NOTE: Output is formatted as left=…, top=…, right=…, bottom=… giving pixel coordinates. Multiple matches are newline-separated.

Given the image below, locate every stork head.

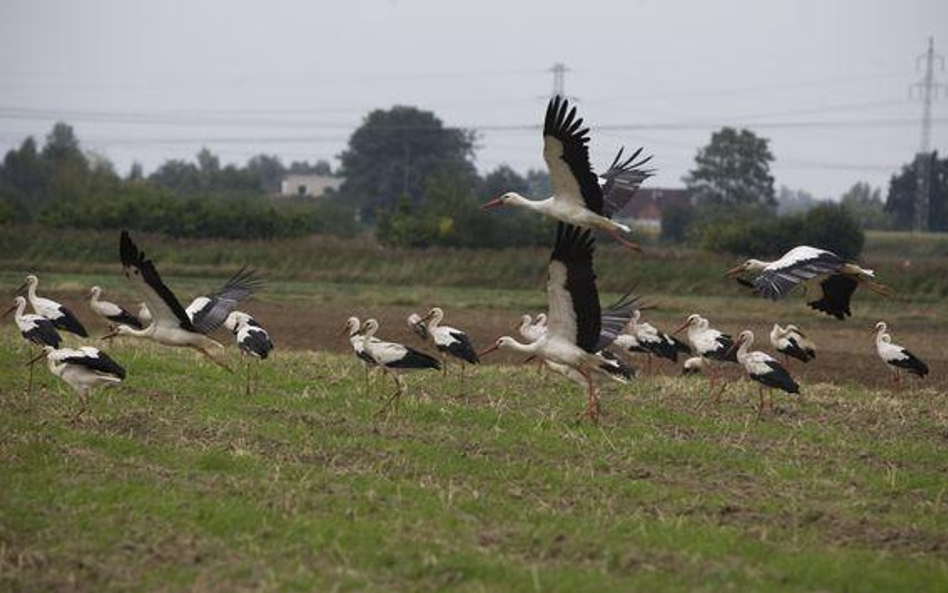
left=2, top=296, right=26, bottom=318
left=224, top=311, right=252, bottom=333
left=422, top=307, right=444, bottom=326
left=673, top=314, right=701, bottom=335
left=517, top=314, right=532, bottom=331
left=873, top=321, right=888, bottom=334
left=481, top=192, right=522, bottom=210
left=478, top=336, right=517, bottom=358
left=88, top=285, right=101, bottom=299
left=738, top=330, right=754, bottom=345
left=724, top=259, right=767, bottom=278
left=101, top=324, right=135, bottom=341
left=341, top=316, right=361, bottom=337
left=360, top=318, right=379, bottom=337
left=14, top=274, right=37, bottom=295
left=535, top=313, right=547, bottom=326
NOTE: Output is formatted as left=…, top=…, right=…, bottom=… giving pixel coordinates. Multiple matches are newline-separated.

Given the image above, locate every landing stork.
left=673, top=314, right=738, bottom=398
left=479, top=224, right=636, bottom=422
left=28, top=345, right=126, bottom=422
left=17, top=274, right=88, bottom=337
left=186, top=266, right=263, bottom=334
left=725, top=246, right=891, bottom=319
left=874, top=322, right=929, bottom=383
left=3, top=296, right=62, bottom=394
left=729, top=330, right=800, bottom=417
left=769, top=323, right=816, bottom=364
left=88, top=286, right=143, bottom=330
left=482, top=96, right=652, bottom=251
left=360, top=318, right=441, bottom=415
left=102, top=231, right=231, bottom=372
left=224, top=311, right=274, bottom=395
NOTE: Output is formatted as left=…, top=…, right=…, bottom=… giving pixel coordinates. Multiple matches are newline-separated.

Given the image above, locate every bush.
left=660, top=201, right=695, bottom=243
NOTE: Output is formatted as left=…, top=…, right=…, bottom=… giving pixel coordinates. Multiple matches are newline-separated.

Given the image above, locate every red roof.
left=615, top=188, right=692, bottom=221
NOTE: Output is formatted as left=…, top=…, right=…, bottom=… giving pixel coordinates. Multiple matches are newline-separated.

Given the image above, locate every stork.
left=359, top=318, right=441, bottom=415
left=27, top=345, right=126, bottom=422
left=102, top=231, right=231, bottom=372
left=725, top=246, right=892, bottom=319
left=874, top=322, right=929, bottom=384
left=681, top=356, right=707, bottom=376
left=342, top=316, right=380, bottom=392
left=17, top=274, right=88, bottom=337
left=673, top=314, right=738, bottom=399
left=406, top=312, right=430, bottom=342
left=419, top=307, right=479, bottom=388
left=482, top=96, right=652, bottom=251
left=224, top=311, right=273, bottom=395
left=185, top=266, right=263, bottom=334
left=88, top=286, right=143, bottom=330
left=479, top=224, right=636, bottom=422
left=622, top=310, right=691, bottom=371
left=3, top=296, right=62, bottom=394
left=729, top=330, right=800, bottom=417
left=769, top=323, right=816, bottom=364
left=518, top=313, right=549, bottom=375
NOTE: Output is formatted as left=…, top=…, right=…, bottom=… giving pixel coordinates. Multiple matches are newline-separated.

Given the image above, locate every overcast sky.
left=0, top=0, right=945, bottom=198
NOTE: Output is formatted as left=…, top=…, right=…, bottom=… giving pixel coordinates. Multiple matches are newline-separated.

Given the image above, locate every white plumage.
left=874, top=321, right=929, bottom=382
left=18, top=274, right=88, bottom=337
left=359, top=318, right=441, bottom=413
left=732, top=330, right=800, bottom=416
left=88, top=285, right=143, bottom=329
left=33, top=345, right=126, bottom=421
left=769, top=323, right=816, bottom=363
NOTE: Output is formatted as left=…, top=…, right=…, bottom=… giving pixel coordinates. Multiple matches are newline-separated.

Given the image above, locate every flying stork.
left=479, top=224, right=636, bottom=422
left=17, top=274, right=88, bottom=337
left=3, top=295, right=63, bottom=394
left=725, top=246, right=892, bottom=319
left=224, top=311, right=274, bottom=395
left=769, top=323, right=816, bottom=364
left=673, top=314, right=738, bottom=399
left=28, top=345, right=126, bottom=422
left=729, top=330, right=800, bottom=417
left=102, top=231, right=231, bottom=372
left=873, top=322, right=929, bottom=383
left=359, top=318, right=441, bottom=415
left=482, top=95, right=652, bottom=251
left=185, top=266, right=263, bottom=334
left=88, top=286, right=143, bottom=330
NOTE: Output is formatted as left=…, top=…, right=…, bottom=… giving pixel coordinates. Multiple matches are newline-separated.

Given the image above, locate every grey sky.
left=0, top=0, right=945, bottom=198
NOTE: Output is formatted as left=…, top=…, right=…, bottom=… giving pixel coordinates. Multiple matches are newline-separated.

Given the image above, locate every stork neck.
left=510, top=194, right=552, bottom=213
left=124, top=322, right=155, bottom=338
left=426, top=310, right=443, bottom=331
left=518, top=316, right=532, bottom=335
left=26, top=282, right=38, bottom=303
left=736, top=336, right=752, bottom=361
left=14, top=299, right=27, bottom=322
left=503, top=336, right=542, bottom=355
left=46, top=355, right=65, bottom=377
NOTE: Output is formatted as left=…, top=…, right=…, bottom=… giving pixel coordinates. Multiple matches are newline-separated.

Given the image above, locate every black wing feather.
left=120, top=231, right=195, bottom=331
left=595, top=289, right=641, bottom=351
left=191, top=266, right=265, bottom=334
left=752, top=360, right=800, bottom=394
left=108, top=309, right=143, bottom=330
left=551, top=223, right=601, bottom=353
left=387, top=347, right=441, bottom=371
left=753, top=251, right=845, bottom=301
left=544, top=96, right=604, bottom=214
left=64, top=350, right=126, bottom=380
left=890, top=349, right=929, bottom=377
left=24, top=320, right=62, bottom=348
left=807, top=274, right=857, bottom=320
left=600, top=146, right=655, bottom=219
left=440, top=330, right=479, bottom=364
left=50, top=306, right=88, bottom=337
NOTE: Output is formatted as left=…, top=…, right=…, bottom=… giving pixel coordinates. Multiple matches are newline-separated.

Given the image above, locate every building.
left=613, top=188, right=693, bottom=229
left=277, top=174, right=343, bottom=198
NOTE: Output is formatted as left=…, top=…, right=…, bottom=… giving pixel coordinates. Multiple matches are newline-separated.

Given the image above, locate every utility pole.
left=910, top=37, right=945, bottom=231
left=550, top=62, right=568, bottom=98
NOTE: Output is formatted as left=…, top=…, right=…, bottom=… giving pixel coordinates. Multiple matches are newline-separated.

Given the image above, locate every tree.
left=42, top=122, right=86, bottom=168
left=776, top=186, right=821, bottom=215
left=684, top=127, right=775, bottom=210
left=338, top=105, right=476, bottom=220
left=885, top=152, right=948, bottom=232
left=841, top=181, right=888, bottom=229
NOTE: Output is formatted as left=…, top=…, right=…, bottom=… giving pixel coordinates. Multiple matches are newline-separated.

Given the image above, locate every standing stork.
left=17, top=274, right=88, bottom=337
left=874, top=322, right=929, bottom=383
left=359, top=318, right=441, bottom=415
left=479, top=224, right=635, bottom=422
left=185, top=266, right=264, bottom=335
left=673, top=314, right=738, bottom=399
left=3, top=296, right=62, bottom=394
left=342, top=316, right=380, bottom=392
left=769, top=323, right=816, bottom=364
left=623, top=310, right=691, bottom=371
left=224, top=311, right=273, bottom=395
left=482, top=96, right=652, bottom=251
left=88, top=286, right=143, bottom=330
left=28, top=345, right=126, bottom=422
left=102, top=231, right=231, bottom=372
left=725, top=246, right=892, bottom=319
left=729, top=330, right=800, bottom=417
left=419, top=307, right=479, bottom=387
left=406, top=312, right=430, bottom=342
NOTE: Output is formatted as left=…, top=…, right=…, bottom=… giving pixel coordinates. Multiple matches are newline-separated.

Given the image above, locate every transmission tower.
left=910, top=37, right=945, bottom=231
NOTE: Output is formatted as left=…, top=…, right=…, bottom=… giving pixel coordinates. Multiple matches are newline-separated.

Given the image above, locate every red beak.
left=478, top=343, right=501, bottom=358
left=481, top=198, right=504, bottom=210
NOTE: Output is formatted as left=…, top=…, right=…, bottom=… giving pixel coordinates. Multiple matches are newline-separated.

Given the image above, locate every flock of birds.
left=2, top=96, right=932, bottom=422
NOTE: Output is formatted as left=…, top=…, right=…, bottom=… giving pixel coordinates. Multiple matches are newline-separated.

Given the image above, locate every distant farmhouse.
left=277, top=174, right=343, bottom=198
left=614, top=188, right=693, bottom=229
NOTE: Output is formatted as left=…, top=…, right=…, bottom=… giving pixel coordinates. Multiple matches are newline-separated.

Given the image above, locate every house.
left=613, top=188, right=693, bottom=229
left=277, top=174, right=343, bottom=198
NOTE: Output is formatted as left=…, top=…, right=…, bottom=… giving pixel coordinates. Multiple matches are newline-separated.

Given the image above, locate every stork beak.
left=26, top=350, right=47, bottom=367
left=101, top=330, right=119, bottom=341
left=672, top=321, right=689, bottom=336
left=1, top=304, right=15, bottom=318
left=478, top=343, right=501, bottom=358
left=723, top=265, right=745, bottom=278
left=336, top=324, right=350, bottom=337
left=521, top=356, right=536, bottom=364
left=481, top=198, right=505, bottom=210
left=13, top=282, right=26, bottom=295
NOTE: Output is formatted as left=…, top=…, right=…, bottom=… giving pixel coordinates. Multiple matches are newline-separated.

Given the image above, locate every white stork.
left=725, top=246, right=892, bottom=320
left=622, top=310, right=692, bottom=370
left=17, top=274, right=88, bottom=337
left=874, top=322, right=929, bottom=383
left=406, top=312, right=430, bottom=342
left=681, top=356, right=707, bottom=376
left=729, top=330, right=800, bottom=417
left=769, top=323, right=816, bottom=364
left=342, top=316, right=380, bottom=391
left=479, top=224, right=636, bottom=422
left=419, top=307, right=479, bottom=380
left=88, top=286, right=143, bottom=330
left=359, top=318, right=441, bottom=414
left=27, top=345, right=126, bottom=422
left=481, top=96, right=652, bottom=251
left=3, top=296, right=63, bottom=394
left=517, top=313, right=548, bottom=343
left=224, top=311, right=273, bottom=395
left=673, top=314, right=738, bottom=398
left=185, top=266, right=263, bottom=334
left=102, top=231, right=231, bottom=372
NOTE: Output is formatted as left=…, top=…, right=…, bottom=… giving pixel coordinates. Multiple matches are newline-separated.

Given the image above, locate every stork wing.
left=546, top=223, right=601, bottom=353
left=120, top=231, right=195, bottom=332
left=599, top=147, right=654, bottom=219
left=595, top=290, right=640, bottom=351
left=542, top=95, right=604, bottom=215
left=60, top=347, right=127, bottom=380
left=752, top=247, right=844, bottom=300
left=188, top=266, right=264, bottom=334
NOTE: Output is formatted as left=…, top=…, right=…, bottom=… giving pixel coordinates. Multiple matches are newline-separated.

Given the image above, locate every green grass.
left=2, top=333, right=947, bottom=590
